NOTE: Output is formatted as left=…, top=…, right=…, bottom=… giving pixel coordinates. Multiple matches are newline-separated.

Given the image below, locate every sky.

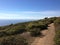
left=0, top=0, right=60, bottom=20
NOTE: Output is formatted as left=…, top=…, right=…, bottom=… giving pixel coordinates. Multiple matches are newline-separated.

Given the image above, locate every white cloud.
left=0, top=11, right=60, bottom=20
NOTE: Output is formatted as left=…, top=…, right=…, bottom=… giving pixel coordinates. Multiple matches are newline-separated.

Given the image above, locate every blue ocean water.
left=0, top=19, right=33, bottom=26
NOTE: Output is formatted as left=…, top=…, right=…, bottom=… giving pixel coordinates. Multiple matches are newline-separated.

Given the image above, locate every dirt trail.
left=31, top=23, right=55, bottom=45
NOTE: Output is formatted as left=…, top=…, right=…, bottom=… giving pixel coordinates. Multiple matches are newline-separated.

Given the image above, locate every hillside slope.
left=0, top=17, right=58, bottom=45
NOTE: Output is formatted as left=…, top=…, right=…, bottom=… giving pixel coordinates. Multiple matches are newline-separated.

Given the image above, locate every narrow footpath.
left=31, top=23, right=55, bottom=45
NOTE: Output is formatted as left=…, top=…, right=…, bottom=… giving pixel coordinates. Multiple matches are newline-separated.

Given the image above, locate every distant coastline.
left=0, top=19, right=34, bottom=26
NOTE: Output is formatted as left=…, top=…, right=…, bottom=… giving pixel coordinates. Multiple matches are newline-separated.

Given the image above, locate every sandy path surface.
left=31, top=23, right=55, bottom=45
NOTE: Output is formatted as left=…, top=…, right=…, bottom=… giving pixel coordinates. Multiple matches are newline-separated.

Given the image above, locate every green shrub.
left=27, top=22, right=48, bottom=31
left=6, top=29, right=26, bottom=35
left=30, top=28, right=41, bottom=37
left=0, top=36, right=28, bottom=45
left=0, top=25, right=26, bottom=37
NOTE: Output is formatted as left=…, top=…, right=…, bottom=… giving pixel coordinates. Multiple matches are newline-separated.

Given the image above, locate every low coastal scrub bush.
left=30, top=28, right=41, bottom=37
left=0, top=36, right=28, bottom=45
left=26, top=21, right=48, bottom=36
left=0, top=25, right=26, bottom=37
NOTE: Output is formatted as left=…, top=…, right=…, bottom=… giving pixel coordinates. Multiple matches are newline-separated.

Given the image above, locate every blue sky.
left=0, top=0, right=60, bottom=19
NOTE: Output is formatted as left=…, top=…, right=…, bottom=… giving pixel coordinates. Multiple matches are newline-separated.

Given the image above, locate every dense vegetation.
left=54, top=17, right=60, bottom=45
left=0, top=36, right=28, bottom=45
left=0, top=17, right=58, bottom=45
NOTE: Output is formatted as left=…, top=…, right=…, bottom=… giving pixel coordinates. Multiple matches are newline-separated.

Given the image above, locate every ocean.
left=0, top=19, right=33, bottom=26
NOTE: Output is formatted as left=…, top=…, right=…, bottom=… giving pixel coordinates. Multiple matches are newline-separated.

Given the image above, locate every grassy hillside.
left=54, top=17, right=60, bottom=45
left=0, top=17, right=58, bottom=45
